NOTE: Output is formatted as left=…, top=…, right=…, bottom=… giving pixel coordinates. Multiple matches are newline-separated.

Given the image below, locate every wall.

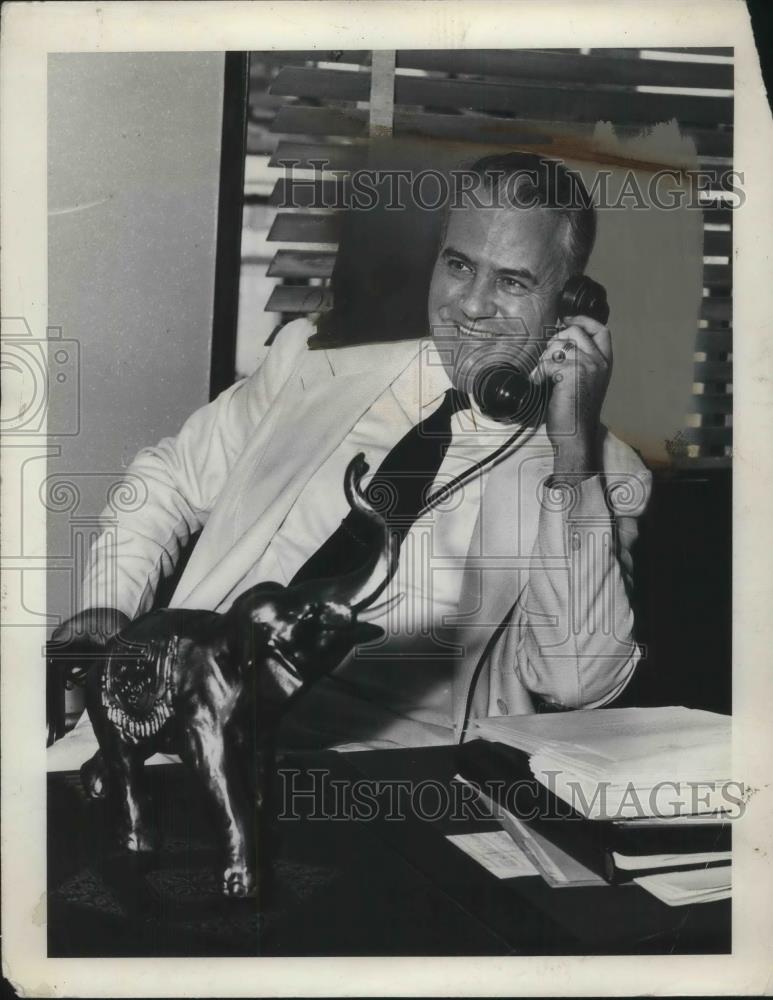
left=47, top=52, right=225, bottom=628
left=572, top=124, right=705, bottom=465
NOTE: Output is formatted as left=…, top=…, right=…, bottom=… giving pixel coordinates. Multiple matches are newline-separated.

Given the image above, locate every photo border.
left=2, top=1, right=771, bottom=995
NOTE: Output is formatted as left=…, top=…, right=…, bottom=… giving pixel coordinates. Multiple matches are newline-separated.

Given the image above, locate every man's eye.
left=499, top=276, right=527, bottom=294
left=446, top=257, right=472, bottom=275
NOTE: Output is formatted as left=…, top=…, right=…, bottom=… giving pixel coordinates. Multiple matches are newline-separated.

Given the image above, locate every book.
left=456, top=738, right=731, bottom=885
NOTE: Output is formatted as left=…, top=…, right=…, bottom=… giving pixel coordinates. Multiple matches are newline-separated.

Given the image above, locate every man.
left=55, top=152, right=651, bottom=753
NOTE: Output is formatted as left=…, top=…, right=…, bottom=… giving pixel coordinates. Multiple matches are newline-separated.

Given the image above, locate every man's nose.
left=460, top=276, right=495, bottom=320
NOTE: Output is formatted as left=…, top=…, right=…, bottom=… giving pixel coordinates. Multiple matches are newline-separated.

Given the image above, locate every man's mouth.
left=455, top=322, right=505, bottom=340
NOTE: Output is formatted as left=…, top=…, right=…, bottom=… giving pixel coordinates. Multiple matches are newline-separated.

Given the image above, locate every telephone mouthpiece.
left=474, top=366, right=534, bottom=423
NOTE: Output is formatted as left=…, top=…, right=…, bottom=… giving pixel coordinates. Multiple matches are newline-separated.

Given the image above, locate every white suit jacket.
left=82, top=318, right=652, bottom=742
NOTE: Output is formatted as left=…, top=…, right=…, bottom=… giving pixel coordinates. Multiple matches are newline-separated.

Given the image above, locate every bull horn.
left=357, top=590, right=405, bottom=622
left=350, top=530, right=400, bottom=613
left=343, top=453, right=402, bottom=612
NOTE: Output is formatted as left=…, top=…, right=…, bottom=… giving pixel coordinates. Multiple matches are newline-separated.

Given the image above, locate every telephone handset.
left=472, top=274, right=610, bottom=424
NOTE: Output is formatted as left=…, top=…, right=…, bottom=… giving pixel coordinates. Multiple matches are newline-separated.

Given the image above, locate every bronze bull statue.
left=49, top=453, right=399, bottom=898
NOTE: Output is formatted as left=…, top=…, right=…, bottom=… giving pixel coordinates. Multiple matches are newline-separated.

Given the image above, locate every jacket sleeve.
left=79, top=319, right=312, bottom=619
left=488, top=451, right=652, bottom=712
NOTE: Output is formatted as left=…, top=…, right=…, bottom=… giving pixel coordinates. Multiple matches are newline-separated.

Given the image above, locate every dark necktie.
left=291, top=387, right=470, bottom=586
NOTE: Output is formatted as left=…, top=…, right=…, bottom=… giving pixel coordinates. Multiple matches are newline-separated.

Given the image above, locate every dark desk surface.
left=47, top=745, right=730, bottom=957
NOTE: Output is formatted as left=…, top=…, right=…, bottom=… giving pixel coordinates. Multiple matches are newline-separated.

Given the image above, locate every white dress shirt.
left=244, top=341, right=523, bottom=749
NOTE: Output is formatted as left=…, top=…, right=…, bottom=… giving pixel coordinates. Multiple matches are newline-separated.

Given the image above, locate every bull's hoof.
left=222, top=866, right=256, bottom=898
left=80, top=751, right=109, bottom=799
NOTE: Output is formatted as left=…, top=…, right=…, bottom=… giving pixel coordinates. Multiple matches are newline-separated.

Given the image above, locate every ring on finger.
left=552, top=341, right=574, bottom=364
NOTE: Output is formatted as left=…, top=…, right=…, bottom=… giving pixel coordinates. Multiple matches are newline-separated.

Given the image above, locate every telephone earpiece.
left=558, top=274, right=609, bottom=327
left=472, top=274, right=609, bottom=424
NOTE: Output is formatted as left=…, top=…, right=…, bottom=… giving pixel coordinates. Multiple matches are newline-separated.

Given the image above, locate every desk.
left=47, top=746, right=730, bottom=956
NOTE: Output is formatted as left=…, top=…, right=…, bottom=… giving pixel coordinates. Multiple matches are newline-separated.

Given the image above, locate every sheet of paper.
left=456, top=780, right=607, bottom=888
left=446, top=830, right=538, bottom=880
left=474, top=707, right=730, bottom=782
left=634, top=865, right=732, bottom=906
left=612, top=851, right=732, bottom=871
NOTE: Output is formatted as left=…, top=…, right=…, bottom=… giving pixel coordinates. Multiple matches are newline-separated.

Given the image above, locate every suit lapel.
left=263, top=336, right=422, bottom=472
left=172, top=337, right=422, bottom=611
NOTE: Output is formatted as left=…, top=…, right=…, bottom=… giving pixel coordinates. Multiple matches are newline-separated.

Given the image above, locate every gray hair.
left=441, top=152, right=598, bottom=276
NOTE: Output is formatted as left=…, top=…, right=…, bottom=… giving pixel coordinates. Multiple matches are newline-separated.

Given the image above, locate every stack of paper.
left=467, top=706, right=734, bottom=903
left=474, top=706, right=733, bottom=820
left=634, top=865, right=731, bottom=906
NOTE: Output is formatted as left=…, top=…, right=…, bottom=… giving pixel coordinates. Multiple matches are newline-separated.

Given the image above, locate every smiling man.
left=57, top=151, right=651, bottom=754
left=430, top=155, right=612, bottom=484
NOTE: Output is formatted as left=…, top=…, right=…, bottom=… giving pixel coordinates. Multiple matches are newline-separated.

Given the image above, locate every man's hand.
left=539, top=314, right=612, bottom=477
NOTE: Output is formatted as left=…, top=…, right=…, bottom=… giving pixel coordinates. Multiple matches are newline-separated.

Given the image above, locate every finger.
left=535, top=352, right=582, bottom=389
left=543, top=343, right=611, bottom=386
left=554, top=325, right=608, bottom=365
left=562, top=315, right=612, bottom=361
left=533, top=335, right=574, bottom=383
left=544, top=326, right=596, bottom=354
left=528, top=349, right=556, bottom=388
left=542, top=330, right=579, bottom=357
left=542, top=330, right=596, bottom=366
left=547, top=341, right=578, bottom=365
left=531, top=335, right=584, bottom=382
left=539, top=357, right=571, bottom=391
